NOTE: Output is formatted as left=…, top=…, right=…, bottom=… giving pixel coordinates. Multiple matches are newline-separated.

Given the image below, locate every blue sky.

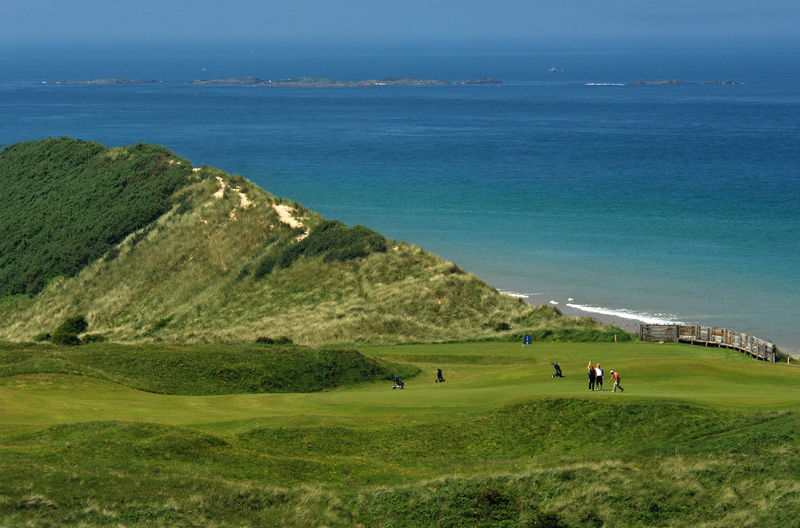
left=4, top=0, right=799, bottom=47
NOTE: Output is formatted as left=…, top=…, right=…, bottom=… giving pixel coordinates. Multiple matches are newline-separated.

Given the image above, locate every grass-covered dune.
left=2, top=340, right=800, bottom=527
left=0, top=138, right=622, bottom=345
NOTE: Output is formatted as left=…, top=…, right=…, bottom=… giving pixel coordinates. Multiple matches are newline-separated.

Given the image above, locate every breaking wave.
left=565, top=303, right=684, bottom=325
left=499, top=290, right=541, bottom=298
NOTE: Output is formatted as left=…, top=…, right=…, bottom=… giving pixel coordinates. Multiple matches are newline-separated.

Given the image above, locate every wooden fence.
left=640, top=324, right=776, bottom=362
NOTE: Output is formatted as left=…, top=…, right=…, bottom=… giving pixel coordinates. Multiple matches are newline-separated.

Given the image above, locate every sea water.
left=1, top=46, right=798, bottom=352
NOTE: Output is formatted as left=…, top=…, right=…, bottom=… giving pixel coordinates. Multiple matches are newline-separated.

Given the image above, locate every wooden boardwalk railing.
left=640, top=324, right=776, bottom=362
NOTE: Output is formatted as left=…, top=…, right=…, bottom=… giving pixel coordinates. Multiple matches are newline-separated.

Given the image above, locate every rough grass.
left=1, top=341, right=799, bottom=526
left=2, top=401, right=799, bottom=527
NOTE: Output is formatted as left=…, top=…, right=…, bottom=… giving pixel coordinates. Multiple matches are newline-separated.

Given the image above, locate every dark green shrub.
left=253, top=254, right=279, bottom=279
left=323, top=225, right=387, bottom=262
left=277, top=247, right=300, bottom=269
left=447, top=263, right=464, bottom=274
left=149, top=315, right=174, bottom=333
left=255, top=336, right=293, bottom=345
left=81, top=334, right=107, bottom=344
left=55, top=315, right=88, bottom=335
left=33, top=332, right=51, bottom=342
left=51, top=332, right=81, bottom=346
left=262, top=220, right=388, bottom=274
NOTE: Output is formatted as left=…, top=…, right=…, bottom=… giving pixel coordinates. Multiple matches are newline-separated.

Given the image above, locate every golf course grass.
left=2, top=340, right=799, bottom=527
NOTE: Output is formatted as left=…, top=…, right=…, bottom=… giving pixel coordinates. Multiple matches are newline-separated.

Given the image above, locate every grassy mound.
left=0, top=343, right=418, bottom=395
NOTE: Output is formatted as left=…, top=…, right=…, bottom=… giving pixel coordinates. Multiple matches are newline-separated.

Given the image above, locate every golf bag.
left=393, top=375, right=405, bottom=389
left=552, top=362, right=564, bottom=378
left=436, top=368, right=445, bottom=383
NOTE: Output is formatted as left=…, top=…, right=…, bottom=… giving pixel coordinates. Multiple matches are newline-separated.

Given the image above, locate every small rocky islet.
left=187, top=76, right=503, bottom=87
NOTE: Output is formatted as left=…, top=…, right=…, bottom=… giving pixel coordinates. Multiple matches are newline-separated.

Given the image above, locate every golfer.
left=588, top=362, right=596, bottom=391
left=595, top=364, right=604, bottom=391
left=611, top=370, right=624, bottom=392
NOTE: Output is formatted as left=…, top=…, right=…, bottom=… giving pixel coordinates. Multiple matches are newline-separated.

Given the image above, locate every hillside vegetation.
left=0, top=138, right=195, bottom=296
left=1, top=340, right=798, bottom=527
left=0, top=138, right=619, bottom=345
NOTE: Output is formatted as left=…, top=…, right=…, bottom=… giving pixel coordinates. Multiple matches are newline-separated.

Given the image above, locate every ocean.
left=1, top=45, right=798, bottom=352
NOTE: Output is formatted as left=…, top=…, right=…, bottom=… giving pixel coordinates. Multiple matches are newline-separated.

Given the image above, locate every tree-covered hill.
left=0, top=138, right=195, bottom=296
left=0, top=138, right=622, bottom=345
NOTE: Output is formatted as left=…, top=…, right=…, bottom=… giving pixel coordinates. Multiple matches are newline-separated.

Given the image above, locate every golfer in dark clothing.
left=588, top=363, right=596, bottom=391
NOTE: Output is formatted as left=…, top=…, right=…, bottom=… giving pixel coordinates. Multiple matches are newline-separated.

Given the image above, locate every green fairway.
left=1, top=341, right=797, bottom=434
left=2, top=340, right=800, bottom=527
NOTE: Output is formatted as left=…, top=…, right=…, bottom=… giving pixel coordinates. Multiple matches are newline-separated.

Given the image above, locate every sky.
left=3, top=0, right=800, bottom=50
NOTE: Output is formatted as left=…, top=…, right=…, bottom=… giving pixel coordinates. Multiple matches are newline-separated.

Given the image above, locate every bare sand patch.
left=273, top=204, right=308, bottom=240
left=213, top=176, right=226, bottom=199
left=237, top=189, right=253, bottom=209
left=212, top=177, right=255, bottom=219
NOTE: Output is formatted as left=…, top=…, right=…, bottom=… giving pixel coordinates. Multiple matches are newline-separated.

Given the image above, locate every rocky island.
left=625, top=79, right=743, bottom=86
left=457, top=77, right=502, bottom=84
left=189, top=76, right=501, bottom=87
left=42, top=79, right=162, bottom=85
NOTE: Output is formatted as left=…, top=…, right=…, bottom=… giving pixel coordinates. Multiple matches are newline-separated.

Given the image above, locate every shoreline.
left=520, top=294, right=643, bottom=334
left=515, top=293, right=799, bottom=357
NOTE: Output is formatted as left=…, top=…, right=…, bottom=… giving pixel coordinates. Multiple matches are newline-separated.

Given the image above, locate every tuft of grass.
left=148, top=315, right=174, bottom=334
left=16, top=495, right=57, bottom=510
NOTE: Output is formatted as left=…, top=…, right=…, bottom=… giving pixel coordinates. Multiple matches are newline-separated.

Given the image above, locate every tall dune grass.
left=0, top=166, right=622, bottom=346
